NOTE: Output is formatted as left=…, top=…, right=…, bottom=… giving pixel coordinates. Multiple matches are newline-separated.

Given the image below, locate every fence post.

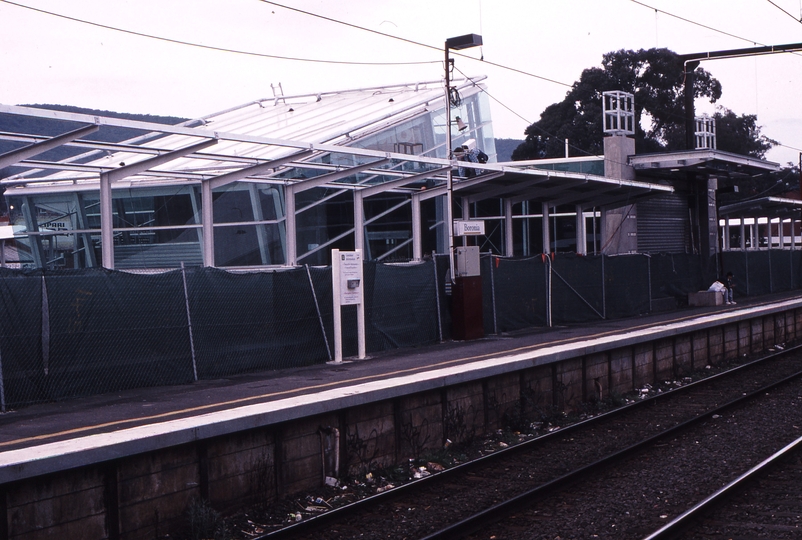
left=646, top=254, right=652, bottom=313
left=545, top=255, right=552, bottom=328
left=41, top=275, right=49, bottom=376
left=305, top=264, right=332, bottom=361
left=769, top=248, right=774, bottom=293
left=745, top=250, right=750, bottom=296
left=601, top=254, right=607, bottom=320
left=489, top=253, right=498, bottom=335
left=0, top=341, right=5, bottom=412
left=432, top=252, right=443, bottom=342
left=181, top=263, right=198, bottom=382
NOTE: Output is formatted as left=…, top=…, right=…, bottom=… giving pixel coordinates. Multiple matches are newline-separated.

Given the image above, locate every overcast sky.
left=1, top=0, right=801, bottom=165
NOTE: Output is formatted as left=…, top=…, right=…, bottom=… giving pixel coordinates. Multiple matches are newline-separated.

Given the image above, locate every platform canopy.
left=0, top=102, right=671, bottom=207
left=719, top=196, right=802, bottom=219
left=0, top=80, right=676, bottom=269
left=629, top=149, right=780, bottom=179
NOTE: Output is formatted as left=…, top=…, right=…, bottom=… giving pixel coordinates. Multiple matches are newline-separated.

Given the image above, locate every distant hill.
left=494, top=138, right=524, bottom=162
left=0, top=104, right=188, bottom=168
left=0, top=105, right=190, bottom=214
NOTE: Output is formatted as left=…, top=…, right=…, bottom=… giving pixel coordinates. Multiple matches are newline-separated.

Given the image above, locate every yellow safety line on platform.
left=0, top=304, right=758, bottom=450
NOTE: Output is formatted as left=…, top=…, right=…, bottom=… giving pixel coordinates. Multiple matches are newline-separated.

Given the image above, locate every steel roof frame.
left=0, top=101, right=683, bottom=268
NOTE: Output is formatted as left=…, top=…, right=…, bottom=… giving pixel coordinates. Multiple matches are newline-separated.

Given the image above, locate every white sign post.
left=331, top=249, right=366, bottom=363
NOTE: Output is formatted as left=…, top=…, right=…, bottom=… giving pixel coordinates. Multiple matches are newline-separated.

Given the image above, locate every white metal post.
left=504, top=198, right=514, bottom=257
left=354, top=191, right=364, bottom=254
left=202, top=180, right=214, bottom=267
left=285, top=185, right=296, bottom=266
left=331, top=248, right=365, bottom=363
left=740, top=218, right=746, bottom=250
left=100, top=172, right=114, bottom=269
left=576, top=205, right=587, bottom=255
left=724, top=219, right=730, bottom=251
left=412, top=193, right=422, bottom=261
left=332, top=248, right=343, bottom=363
left=542, top=202, right=551, bottom=254
left=356, top=248, right=366, bottom=360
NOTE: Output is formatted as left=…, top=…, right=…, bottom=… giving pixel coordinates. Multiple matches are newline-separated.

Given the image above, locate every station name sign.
left=453, top=220, right=485, bottom=236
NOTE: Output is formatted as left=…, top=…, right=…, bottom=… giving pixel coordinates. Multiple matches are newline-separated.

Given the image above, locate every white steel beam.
left=508, top=179, right=588, bottom=205
left=0, top=104, right=453, bottom=170
left=208, top=150, right=314, bottom=189
left=105, top=139, right=218, bottom=183
left=464, top=176, right=552, bottom=205
left=417, top=171, right=505, bottom=201
left=358, top=166, right=450, bottom=198
left=291, top=159, right=391, bottom=193
left=100, top=138, right=218, bottom=269
left=0, top=124, right=99, bottom=170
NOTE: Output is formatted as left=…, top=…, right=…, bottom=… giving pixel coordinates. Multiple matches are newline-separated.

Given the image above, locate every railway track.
left=645, top=434, right=802, bottom=539
left=257, top=344, right=802, bottom=540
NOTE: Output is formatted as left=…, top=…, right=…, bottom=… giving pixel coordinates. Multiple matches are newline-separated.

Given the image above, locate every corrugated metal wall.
left=637, top=193, right=690, bottom=253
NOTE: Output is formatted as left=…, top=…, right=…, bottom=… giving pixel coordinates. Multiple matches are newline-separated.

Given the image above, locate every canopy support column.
left=285, top=185, right=297, bottom=266
left=354, top=190, right=365, bottom=255
left=504, top=198, right=514, bottom=257
left=100, top=172, right=114, bottom=269
left=412, top=193, right=422, bottom=261
left=542, top=202, right=551, bottom=254
left=576, top=205, right=587, bottom=255
left=202, top=180, right=214, bottom=267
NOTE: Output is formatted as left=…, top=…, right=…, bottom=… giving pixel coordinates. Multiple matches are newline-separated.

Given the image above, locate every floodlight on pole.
left=444, top=33, right=482, bottom=282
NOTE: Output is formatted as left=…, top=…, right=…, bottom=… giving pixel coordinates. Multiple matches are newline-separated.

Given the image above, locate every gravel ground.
left=172, top=352, right=802, bottom=540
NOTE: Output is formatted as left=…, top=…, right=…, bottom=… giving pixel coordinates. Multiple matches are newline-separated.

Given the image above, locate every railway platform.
left=1, top=290, right=802, bottom=540
left=0, top=291, right=792, bottom=452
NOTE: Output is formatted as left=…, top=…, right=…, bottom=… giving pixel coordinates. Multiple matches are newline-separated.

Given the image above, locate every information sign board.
left=338, top=251, right=363, bottom=305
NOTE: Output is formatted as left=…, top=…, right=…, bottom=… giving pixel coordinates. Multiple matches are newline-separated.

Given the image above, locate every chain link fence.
left=0, top=250, right=799, bottom=410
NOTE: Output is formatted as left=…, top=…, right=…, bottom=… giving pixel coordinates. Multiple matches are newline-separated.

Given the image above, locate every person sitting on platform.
left=724, top=272, right=735, bottom=305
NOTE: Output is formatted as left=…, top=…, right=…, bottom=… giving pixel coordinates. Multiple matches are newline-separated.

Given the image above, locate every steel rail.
left=259, top=343, right=802, bottom=539
left=419, top=345, right=802, bottom=540
left=643, top=434, right=802, bottom=540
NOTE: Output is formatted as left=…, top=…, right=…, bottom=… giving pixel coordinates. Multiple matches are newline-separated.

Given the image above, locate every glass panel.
left=364, top=193, right=412, bottom=261
left=8, top=186, right=203, bottom=269
left=214, top=223, right=285, bottom=267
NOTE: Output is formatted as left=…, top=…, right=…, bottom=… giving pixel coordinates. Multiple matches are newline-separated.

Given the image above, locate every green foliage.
left=713, top=107, right=777, bottom=159
left=512, top=48, right=724, bottom=160
left=186, top=498, right=231, bottom=540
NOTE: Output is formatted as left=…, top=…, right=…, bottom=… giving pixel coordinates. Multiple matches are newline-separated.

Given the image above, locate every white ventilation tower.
left=602, top=91, right=635, bottom=136
left=694, top=114, right=716, bottom=150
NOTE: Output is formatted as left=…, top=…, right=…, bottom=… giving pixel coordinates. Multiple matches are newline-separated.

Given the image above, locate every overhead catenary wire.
left=2, top=0, right=796, bottom=164
left=0, top=0, right=439, bottom=67
left=265, top=0, right=800, bottom=160
left=631, top=0, right=793, bottom=48
left=765, top=0, right=802, bottom=24
left=452, top=65, right=602, bottom=160
left=257, top=0, right=573, bottom=88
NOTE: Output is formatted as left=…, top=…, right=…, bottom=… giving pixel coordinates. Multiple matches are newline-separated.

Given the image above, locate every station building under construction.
left=2, top=77, right=782, bottom=272
left=0, top=77, right=796, bottom=413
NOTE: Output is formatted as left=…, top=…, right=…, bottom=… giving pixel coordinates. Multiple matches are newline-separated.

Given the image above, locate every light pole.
left=444, top=33, right=482, bottom=280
